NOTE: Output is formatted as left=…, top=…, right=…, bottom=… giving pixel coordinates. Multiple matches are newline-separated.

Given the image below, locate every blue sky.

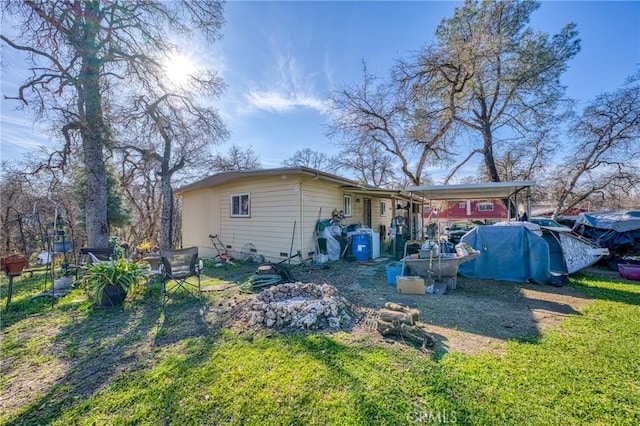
left=2, top=1, right=639, bottom=182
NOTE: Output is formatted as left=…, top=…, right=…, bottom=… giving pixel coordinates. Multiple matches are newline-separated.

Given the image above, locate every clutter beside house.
left=175, top=167, right=419, bottom=264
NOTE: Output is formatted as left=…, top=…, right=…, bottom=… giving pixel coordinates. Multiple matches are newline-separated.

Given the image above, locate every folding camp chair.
left=79, top=248, right=113, bottom=264
left=160, top=247, right=202, bottom=306
left=70, top=247, right=114, bottom=278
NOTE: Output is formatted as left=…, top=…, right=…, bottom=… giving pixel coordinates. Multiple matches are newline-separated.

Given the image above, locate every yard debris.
left=238, top=282, right=354, bottom=331
left=240, top=263, right=296, bottom=291
left=375, top=302, right=434, bottom=350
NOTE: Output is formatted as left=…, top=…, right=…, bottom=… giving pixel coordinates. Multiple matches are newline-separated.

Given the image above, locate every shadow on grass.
left=286, top=333, right=478, bottom=424
left=3, top=281, right=220, bottom=425
left=0, top=272, right=63, bottom=328
left=273, top=334, right=407, bottom=423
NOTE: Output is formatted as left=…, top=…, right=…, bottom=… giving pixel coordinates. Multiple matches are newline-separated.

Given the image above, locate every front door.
left=363, top=198, right=372, bottom=228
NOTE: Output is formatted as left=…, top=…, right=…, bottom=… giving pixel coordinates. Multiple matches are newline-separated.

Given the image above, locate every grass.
left=1, top=266, right=639, bottom=425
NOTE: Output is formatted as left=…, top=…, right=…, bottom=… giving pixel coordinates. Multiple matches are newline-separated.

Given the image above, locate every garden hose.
left=238, top=274, right=283, bottom=293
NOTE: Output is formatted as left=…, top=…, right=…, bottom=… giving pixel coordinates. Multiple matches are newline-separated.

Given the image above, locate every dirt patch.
left=283, top=258, right=592, bottom=355
left=209, top=258, right=592, bottom=355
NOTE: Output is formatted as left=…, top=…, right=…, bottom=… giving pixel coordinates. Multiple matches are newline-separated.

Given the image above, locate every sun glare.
left=163, top=53, right=197, bottom=87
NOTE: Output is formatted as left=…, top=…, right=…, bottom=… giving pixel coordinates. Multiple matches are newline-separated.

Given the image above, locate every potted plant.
left=1, top=254, right=27, bottom=276
left=81, top=258, right=147, bottom=307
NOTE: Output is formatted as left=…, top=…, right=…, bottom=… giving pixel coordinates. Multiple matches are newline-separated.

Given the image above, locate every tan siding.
left=370, top=197, right=391, bottom=231
left=181, top=188, right=220, bottom=258
left=370, top=197, right=393, bottom=252
left=179, top=171, right=405, bottom=263
left=300, top=180, right=344, bottom=258
left=217, top=176, right=300, bottom=261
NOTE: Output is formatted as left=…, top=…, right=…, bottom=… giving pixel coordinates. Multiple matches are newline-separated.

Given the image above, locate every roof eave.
left=175, top=167, right=366, bottom=196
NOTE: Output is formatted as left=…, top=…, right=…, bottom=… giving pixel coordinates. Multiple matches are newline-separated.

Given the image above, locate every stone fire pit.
left=248, top=282, right=353, bottom=330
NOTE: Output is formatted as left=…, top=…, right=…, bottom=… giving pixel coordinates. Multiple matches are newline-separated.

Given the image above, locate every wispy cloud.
left=242, top=36, right=329, bottom=115
left=0, top=110, right=54, bottom=161
left=246, top=89, right=327, bottom=114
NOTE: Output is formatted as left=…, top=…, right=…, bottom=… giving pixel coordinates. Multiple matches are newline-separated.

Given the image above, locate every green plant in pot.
left=82, top=258, right=146, bottom=307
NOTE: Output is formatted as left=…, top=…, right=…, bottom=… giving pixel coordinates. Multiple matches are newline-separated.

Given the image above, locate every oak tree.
left=1, top=0, right=225, bottom=248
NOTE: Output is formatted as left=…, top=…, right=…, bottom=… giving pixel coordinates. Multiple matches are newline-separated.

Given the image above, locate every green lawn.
left=1, top=267, right=639, bottom=425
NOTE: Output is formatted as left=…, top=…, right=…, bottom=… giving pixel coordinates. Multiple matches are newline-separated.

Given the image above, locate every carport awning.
left=340, top=185, right=415, bottom=201
left=406, top=181, right=535, bottom=200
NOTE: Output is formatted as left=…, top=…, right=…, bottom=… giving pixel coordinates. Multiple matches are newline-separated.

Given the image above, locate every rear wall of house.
left=180, top=175, right=399, bottom=262
left=181, top=175, right=348, bottom=263
left=217, top=175, right=301, bottom=262
left=180, top=188, right=219, bottom=257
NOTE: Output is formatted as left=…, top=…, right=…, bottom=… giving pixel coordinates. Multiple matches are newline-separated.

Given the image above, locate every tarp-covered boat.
left=458, top=226, right=551, bottom=284
left=458, top=224, right=609, bottom=285
left=572, top=211, right=640, bottom=265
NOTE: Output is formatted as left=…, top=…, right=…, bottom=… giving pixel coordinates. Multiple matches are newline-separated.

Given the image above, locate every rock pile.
left=248, top=282, right=353, bottom=330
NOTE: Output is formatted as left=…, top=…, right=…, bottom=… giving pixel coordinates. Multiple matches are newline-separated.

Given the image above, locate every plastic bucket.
left=54, top=277, right=72, bottom=290
left=385, top=262, right=403, bottom=285
left=352, top=234, right=369, bottom=262
left=53, top=241, right=72, bottom=253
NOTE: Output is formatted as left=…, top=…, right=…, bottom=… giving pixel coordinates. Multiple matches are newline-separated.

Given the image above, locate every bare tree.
left=0, top=161, right=81, bottom=260
left=0, top=167, right=31, bottom=256
left=331, top=139, right=398, bottom=187
left=327, top=63, right=454, bottom=186
left=1, top=0, right=225, bottom=248
left=118, top=152, right=162, bottom=251
left=282, top=148, right=334, bottom=172
left=548, top=75, right=640, bottom=217
left=484, top=130, right=553, bottom=182
left=431, top=0, right=580, bottom=183
left=119, top=85, right=228, bottom=249
left=213, top=145, right=262, bottom=172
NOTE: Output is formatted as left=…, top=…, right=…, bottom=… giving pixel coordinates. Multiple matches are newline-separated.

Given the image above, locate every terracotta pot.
left=1, top=255, right=27, bottom=277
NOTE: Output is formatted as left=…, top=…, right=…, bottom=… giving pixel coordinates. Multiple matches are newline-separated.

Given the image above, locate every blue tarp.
left=458, top=226, right=551, bottom=284
left=573, top=211, right=640, bottom=255
left=573, top=210, right=640, bottom=233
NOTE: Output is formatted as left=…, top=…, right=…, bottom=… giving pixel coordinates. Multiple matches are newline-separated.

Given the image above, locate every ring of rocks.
left=248, top=282, right=354, bottom=331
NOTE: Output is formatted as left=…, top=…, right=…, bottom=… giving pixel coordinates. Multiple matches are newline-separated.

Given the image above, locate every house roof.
left=175, top=167, right=355, bottom=195
left=406, top=181, right=535, bottom=201
left=175, top=167, right=415, bottom=200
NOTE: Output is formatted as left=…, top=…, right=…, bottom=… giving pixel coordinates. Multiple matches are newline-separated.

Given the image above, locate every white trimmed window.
left=477, top=202, right=494, bottom=212
left=231, top=193, right=250, bottom=217
left=380, top=201, right=387, bottom=217
left=458, top=202, right=466, bottom=209
left=343, top=195, right=352, bottom=217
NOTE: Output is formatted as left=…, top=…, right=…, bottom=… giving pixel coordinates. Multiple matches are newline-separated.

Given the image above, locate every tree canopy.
left=1, top=0, right=226, bottom=248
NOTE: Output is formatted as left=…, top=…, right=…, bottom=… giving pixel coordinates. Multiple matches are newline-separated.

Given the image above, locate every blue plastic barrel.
left=352, top=234, right=370, bottom=262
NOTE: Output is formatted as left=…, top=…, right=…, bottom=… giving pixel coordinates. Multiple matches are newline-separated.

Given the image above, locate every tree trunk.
left=159, top=133, right=174, bottom=250
left=481, top=123, right=501, bottom=183
left=160, top=178, right=173, bottom=250
left=79, top=4, right=109, bottom=249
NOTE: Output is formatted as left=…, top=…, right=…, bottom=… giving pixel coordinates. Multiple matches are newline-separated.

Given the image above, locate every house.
left=175, top=167, right=418, bottom=263
left=438, top=199, right=508, bottom=224
left=409, top=181, right=536, bottom=237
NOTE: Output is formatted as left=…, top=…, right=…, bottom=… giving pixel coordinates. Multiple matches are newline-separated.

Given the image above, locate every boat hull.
left=556, top=232, right=609, bottom=274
